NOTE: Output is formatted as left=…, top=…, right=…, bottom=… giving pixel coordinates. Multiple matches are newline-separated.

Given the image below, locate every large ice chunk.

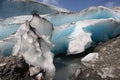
left=12, top=21, right=55, bottom=79
left=0, top=14, right=55, bottom=79
left=51, top=18, right=120, bottom=55
left=51, top=21, right=92, bottom=55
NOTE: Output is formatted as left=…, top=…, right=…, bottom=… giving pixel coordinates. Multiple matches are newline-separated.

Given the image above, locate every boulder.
left=0, top=56, right=33, bottom=80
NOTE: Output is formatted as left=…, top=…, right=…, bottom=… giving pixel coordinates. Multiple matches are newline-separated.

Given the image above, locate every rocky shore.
left=0, top=36, right=119, bottom=80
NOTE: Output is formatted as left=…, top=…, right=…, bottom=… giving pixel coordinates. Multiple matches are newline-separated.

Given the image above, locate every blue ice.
left=0, top=6, right=120, bottom=56
left=0, top=24, right=20, bottom=39
left=45, top=6, right=120, bottom=26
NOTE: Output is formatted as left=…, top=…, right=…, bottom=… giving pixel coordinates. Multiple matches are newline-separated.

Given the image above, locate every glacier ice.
left=0, top=24, right=20, bottom=39
left=30, top=13, right=53, bottom=38
left=51, top=21, right=92, bottom=55
left=0, top=13, right=56, bottom=78
left=44, top=6, right=120, bottom=26
left=0, top=14, right=56, bottom=78
left=0, top=0, right=70, bottom=18
left=0, top=6, right=120, bottom=55
left=51, top=18, right=120, bottom=55
left=12, top=20, right=55, bottom=79
left=0, top=3, right=120, bottom=79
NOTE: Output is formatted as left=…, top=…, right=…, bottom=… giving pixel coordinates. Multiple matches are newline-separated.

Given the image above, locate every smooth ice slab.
left=30, top=13, right=53, bottom=38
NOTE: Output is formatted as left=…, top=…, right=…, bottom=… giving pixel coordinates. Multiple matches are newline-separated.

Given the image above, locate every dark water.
left=54, top=55, right=82, bottom=80
left=54, top=47, right=94, bottom=80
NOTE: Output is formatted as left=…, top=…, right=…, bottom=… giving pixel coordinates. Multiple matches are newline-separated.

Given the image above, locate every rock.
left=0, top=56, right=33, bottom=80
left=29, top=66, right=41, bottom=76
left=81, top=52, right=99, bottom=67
left=93, top=36, right=120, bottom=79
left=35, top=73, right=43, bottom=80
left=67, top=64, right=81, bottom=80
left=0, top=36, right=120, bottom=80
left=77, top=68, right=102, bottom=80
left=80, top=36, right=120, bottom=80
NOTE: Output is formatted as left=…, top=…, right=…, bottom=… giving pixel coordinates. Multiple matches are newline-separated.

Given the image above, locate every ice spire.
left=12, top=14, right=55, bottom=79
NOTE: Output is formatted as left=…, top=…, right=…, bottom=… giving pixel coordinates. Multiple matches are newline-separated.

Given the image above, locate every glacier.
left=51, top=18, right=120, bottom=55
left=0, top=0, right=70, bottom=18
left=0, top=0, right=120, bottom=79
left=44, top=6, right=120, bottom=26
left=0, top=6, right=120, bottom=55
